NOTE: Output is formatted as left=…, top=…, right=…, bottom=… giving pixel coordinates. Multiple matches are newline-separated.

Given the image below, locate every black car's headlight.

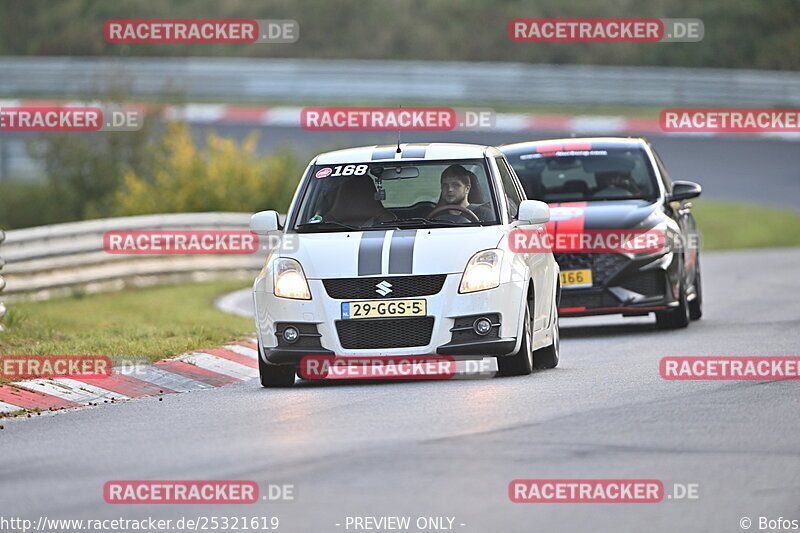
left=621, top=219, right=672, bottom=259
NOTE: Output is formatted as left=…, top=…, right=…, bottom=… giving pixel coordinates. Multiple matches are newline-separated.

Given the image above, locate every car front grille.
left=554, top=253, right=629, bottom=286
left=559, top=291, right=619, bottom=309
left=335, top=317, right=435, bottom=349
left=323, top=275, right=447, bottom=299
left=617, top=270, right=666, bottom=297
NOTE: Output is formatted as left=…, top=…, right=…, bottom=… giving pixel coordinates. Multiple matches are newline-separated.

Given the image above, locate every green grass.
left=0, top=281, right=254, bottom=371
left=693, top=202, right=800, bottom=250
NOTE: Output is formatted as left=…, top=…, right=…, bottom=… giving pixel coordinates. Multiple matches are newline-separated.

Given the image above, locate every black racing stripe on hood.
left=388, top=230, right=417, bottom=274
left=357, top=231, right=387, bottom=276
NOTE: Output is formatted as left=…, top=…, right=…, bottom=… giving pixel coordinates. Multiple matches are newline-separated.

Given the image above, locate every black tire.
left=497, top=304, right=533, bottom=377
left=533, top=304, right=560, bottom=369
left=689, top=258, right=703, bottom=321
left=258, top=343, right=296, bottom=387
left=655, top=279, right=690, bottom=330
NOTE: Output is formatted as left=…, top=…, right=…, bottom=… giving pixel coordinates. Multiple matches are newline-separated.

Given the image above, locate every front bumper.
left=556, top=251, right=680, bottom=317
left=255, top=273, right=527, bottom=364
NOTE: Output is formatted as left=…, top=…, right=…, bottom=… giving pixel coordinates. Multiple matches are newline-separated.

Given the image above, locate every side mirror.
left=517, top=200, right=550, bottom=224
left=250, top=210, right=280, bottom=234
left=669, top=180, right=702, bottom=202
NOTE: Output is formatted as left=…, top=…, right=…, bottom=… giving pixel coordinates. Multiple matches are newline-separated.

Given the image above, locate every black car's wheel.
left=533, top=303, right=560, bottom=369
left=258, top=343, right=296, bottom=387
left=689, top=258, right=703, bottom=321
left=656, top=278, right=690, bottom=330
left=497, top=304, right=533, bottom=377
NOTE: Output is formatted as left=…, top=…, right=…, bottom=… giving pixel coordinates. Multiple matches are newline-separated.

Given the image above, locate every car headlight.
left=273, top=258, right=311, bottom=300
left=620, top=221, right=669, bottom=257
left=459, top=249, right=503, bottom=294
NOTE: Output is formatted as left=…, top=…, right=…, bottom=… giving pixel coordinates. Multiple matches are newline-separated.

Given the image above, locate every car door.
left=494, top=156, right=551, bottom=332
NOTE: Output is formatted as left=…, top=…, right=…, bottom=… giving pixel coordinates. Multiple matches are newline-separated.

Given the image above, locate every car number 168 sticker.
left=315, top=164, right=369, bottom=178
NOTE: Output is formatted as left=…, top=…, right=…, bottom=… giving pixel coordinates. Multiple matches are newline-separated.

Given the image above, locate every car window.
left=291, top=159, right=500, bottom=231
left=504, top=146, right=659, bottom=202
left=495, top=157, right=522, bottom=218
left=380, top=162, right=486, bottom=208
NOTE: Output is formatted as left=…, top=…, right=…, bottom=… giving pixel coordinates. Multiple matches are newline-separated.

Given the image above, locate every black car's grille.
left=618, top=271, right=666, bottom=297
left=560, top=291, right=619, bottom=309
left=335, top=317, right=434, bottom=349
left=323, top=275, right=446, bottom=299
left=554, top=253, right=629, bottom=286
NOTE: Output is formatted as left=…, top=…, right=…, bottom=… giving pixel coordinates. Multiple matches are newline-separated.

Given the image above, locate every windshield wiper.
left=377, top=217, right=477, bottom=227
left=295, top=221, right=362, bottom=232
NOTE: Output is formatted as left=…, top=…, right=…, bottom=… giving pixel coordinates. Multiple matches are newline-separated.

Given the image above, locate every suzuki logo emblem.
left=375, top=280, right=393, bottom=296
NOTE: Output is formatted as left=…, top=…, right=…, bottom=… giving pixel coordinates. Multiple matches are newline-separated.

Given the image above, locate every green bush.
left=4, top=104, right=163, bottom=229
left=111, top=123, right=302, bottom=215
left=0, top=122, right=304, bottom=230
left=26, top=125, right=156, bottom=221
left=0, top=182, right=72, bottom=229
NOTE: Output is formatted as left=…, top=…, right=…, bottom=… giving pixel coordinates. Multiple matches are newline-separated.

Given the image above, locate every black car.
left=499, top=137, right=702, bottom=329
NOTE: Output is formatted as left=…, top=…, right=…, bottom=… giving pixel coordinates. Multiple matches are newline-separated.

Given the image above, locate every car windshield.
left=504, top=146, right=659, bottom=202
left=291, top=159, right=499, bottom=232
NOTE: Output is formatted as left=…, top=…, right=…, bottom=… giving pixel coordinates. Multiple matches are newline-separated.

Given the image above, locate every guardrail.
left=1, top=57, right=799, bottom=107
left=0, top=214, right=271, bottom=317
left=0, top=229, right=6, bottom=331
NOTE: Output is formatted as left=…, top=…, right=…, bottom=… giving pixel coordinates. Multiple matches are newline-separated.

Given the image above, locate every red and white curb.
left=2, top=99, right=798, bottom=140
left=0, top=338, right=260, bottom=417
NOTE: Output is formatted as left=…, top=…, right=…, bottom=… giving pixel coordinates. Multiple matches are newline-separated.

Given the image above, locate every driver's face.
left=599, top=173, right=624, bottom=188
left=441, top=176, right=470, bottom=205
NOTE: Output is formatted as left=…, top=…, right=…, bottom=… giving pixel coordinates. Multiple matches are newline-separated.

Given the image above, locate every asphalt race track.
left=2, top=247, right=798, bottom=532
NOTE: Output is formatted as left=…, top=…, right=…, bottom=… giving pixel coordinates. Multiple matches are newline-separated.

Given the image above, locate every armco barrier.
left=0, top=213, right=276, bottom=308
left=0, top=229, right=6, bottom=331
left=1, top=57, right=799, bottom=107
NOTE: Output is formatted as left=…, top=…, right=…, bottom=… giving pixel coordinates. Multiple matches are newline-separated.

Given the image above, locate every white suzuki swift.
left=250, top=143, right=560, bottom=386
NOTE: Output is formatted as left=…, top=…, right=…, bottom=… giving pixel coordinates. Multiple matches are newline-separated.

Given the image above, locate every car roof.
left=498, top=137, right=648, bottom=153
left=314, top=143, right=503, bottom=164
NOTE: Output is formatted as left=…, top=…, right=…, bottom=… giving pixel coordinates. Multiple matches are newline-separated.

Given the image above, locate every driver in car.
left=431, top=164, right=492, bottom=222
left=593, top=171, right=642, bottom=197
